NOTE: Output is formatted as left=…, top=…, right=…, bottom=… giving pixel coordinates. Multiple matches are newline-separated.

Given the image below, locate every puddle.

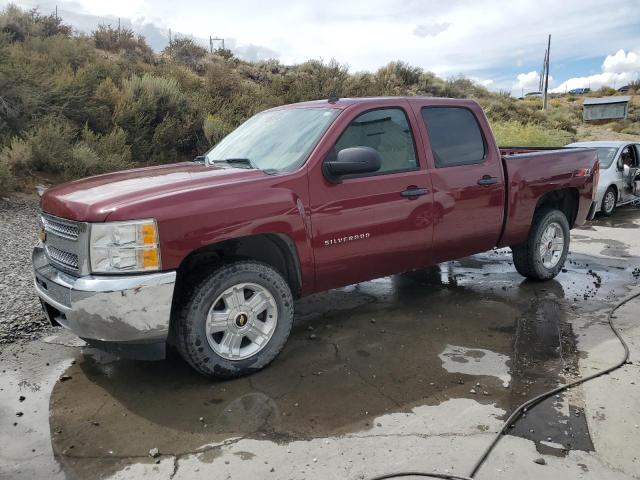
left=34, top=246, right=638, bottom=478
left=587, top=206, right=640, bottom=229
left=0, top=342, right=73, bottom=480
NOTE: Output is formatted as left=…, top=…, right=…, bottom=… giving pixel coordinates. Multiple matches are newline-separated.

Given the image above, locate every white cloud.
left=602, top=49, right=640, bottom=73
left=550, top=49, right=639, bottom=92
left=469, top=76, right=494, bottom=88
left=515, top=71, right=541, bottom=91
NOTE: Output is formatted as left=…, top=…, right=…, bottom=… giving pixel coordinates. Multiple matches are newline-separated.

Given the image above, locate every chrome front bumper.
left=32, top=244, right=176, bottom=347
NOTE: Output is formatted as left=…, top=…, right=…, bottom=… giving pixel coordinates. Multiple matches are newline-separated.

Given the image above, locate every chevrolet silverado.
left=33, top=97, right=599, bottom=378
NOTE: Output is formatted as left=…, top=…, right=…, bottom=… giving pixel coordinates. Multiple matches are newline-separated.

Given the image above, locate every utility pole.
left=542, top=34, right=551, bottom=110
left=169, top=28, right=172, bottom=54
left=539, top=50, right=546, bottom=92
left=209, top=36, right=213, bottom=54
left=117, top=18, right=121, bottom=41
left=55, top=5, right=58, bottom=19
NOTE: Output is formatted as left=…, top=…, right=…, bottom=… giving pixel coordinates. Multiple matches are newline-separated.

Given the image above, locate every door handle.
left=477, top=175, right=498, bottom=186
left=401, top=187, right=429, bottom=197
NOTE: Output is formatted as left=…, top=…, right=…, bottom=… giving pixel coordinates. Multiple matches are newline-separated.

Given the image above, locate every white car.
left=566, top=141, right=640, bottom=216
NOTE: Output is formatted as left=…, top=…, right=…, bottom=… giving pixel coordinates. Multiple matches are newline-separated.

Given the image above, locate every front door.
left=309, top=104, right=434, bottom=291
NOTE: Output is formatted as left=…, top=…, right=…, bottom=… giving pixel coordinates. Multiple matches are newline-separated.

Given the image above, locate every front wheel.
left=601, top=187, right=617, bottom=216
left=175, top=261, right=294, bottom=379
left=511, top=209, right=570, bottom=281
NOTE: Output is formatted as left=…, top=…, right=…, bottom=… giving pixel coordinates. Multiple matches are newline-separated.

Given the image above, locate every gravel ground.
left=0, top=194, right=52, bottom=343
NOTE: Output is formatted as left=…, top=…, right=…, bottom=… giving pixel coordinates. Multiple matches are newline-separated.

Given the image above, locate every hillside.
left=0, top=4, right=638, bottom=194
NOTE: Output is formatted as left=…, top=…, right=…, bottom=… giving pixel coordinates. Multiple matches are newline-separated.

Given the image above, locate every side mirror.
left=617, top=157, right=624, bottom=170
left=324, top=147, right=381, bottom=182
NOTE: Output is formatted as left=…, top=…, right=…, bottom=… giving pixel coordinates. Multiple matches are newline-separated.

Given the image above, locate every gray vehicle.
left=566, top=141, right=640, bottom=216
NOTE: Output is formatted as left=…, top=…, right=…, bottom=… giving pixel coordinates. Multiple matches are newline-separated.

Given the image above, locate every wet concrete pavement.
left=1, top=207, right=640, bottom=480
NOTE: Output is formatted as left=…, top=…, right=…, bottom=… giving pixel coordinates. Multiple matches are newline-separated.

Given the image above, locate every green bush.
left=92, top=24, right=153, bottom=63
left=491, top=120, right=574, bottom=147
left=17, top=116, right=74, bottom=173
left=0, top=155, right=15, bottom=193
left=203, top=113, right=231, bottom=146
left=113, top=73, right=193, bottom=162
left=0, top=4, right=71, bottom=42
left=0, top=134, right=32, bottom=174
left=65, top=126, right=132, bottom=178
left=163, top=37, right=208, bottom=69
left=1, top=2, right=589, bottom=194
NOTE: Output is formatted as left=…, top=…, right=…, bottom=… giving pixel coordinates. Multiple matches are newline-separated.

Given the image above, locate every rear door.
left=309, top=102, right=434, bottom=291
left=411, top=102, right=506, bottom=263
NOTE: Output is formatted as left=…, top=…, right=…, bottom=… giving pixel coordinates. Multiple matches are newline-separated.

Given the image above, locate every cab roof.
left=270, top=96, right=481, bottom=111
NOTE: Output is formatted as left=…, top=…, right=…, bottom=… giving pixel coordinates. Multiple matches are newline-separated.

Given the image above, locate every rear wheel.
left=601, top=187, right=617, bottom=216
left=511, top=209, right=570, bottom=281
left=175, top=261, right=294, bottom=379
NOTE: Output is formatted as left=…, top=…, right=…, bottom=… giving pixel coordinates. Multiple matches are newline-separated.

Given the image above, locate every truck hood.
left=41, top=162, right=266, bottom=222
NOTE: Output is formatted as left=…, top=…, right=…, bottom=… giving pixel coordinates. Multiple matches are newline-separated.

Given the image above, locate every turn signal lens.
left=139, top=248, right=159, bottom=269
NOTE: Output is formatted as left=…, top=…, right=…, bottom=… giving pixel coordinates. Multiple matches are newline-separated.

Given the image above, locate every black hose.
left=369, top=291, right=640, bottom=480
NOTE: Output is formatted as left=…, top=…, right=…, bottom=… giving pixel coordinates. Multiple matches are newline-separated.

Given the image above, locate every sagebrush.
left=0, top=3, right=622, bottom=194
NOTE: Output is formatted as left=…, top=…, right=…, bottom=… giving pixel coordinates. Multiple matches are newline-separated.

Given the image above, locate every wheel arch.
left=170, top=233, right=303, bottom=329
left=534, top=188, right=580, bottom=228
left=603, top=184, right=618, bottom=203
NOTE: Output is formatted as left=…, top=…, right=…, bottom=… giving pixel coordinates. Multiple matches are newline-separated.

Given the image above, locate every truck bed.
left=497, top=147, right=598, bottom=247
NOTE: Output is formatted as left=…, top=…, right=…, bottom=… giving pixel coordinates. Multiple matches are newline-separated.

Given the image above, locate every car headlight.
left=90, top=219, right=161, bottom=273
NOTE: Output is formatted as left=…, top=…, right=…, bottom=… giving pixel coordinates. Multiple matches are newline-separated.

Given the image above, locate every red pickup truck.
left=33, top=97, right=599, bottom=378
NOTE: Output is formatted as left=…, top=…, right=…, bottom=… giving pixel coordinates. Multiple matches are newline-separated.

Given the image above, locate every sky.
left=7, top=0, right=640, bottom=95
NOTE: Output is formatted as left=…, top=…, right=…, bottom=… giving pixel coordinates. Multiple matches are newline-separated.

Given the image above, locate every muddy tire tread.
left=174, top=261, right=294, bottom=379
left=511, top=208, right=570, bottom=281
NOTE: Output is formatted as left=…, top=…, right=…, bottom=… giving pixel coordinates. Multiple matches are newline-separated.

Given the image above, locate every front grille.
left=42, top=215, right=79, bottom=240
left=41, top=213, right=86, bottom=273
left=46, top=245, right=79, bottom=270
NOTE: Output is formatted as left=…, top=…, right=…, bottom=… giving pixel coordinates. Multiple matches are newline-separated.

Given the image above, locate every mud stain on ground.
left=46, top=249, right=637, bottom=479
left=587, top=207, right=640, bottom=229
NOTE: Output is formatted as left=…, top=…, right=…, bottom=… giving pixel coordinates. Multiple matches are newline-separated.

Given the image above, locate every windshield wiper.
left=206, top=157, right=279, bottom=174
left=209, top=158, right=257, bottom=169
left=193, top=155, right=206, bottom=163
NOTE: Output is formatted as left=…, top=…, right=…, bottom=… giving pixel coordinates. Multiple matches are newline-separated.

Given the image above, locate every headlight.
left=90, top=219, right=161, bottom=273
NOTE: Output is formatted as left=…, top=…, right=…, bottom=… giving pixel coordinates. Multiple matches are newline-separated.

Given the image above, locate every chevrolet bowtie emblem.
left=235, top=313, right=248, bottom=327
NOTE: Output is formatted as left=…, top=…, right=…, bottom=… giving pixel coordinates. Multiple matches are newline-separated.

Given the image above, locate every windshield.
left=205, top=107, right=340, bottom=172
left=595, top=147, right=619, bottom=168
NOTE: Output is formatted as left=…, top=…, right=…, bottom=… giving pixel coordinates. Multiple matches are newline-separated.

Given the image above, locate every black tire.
left=601, top=187, right=617, bottom=216
left=175, top=261, right=294, bottom=379
left=511, top=209, right=570, bottom=281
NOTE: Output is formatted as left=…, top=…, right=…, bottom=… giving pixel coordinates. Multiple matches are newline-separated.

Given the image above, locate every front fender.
left=122, top=183, right=313, bottom=293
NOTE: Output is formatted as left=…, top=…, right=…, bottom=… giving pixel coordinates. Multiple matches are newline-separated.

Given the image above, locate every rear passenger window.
left=421, top=107, right=486, bottom=167
left=335, top=108, right=417, bottom=174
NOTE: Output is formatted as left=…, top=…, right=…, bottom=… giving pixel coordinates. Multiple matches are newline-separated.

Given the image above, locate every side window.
left=421, top=107, right=486, bottom=168
left=334, top=108, right=417, bottom=174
